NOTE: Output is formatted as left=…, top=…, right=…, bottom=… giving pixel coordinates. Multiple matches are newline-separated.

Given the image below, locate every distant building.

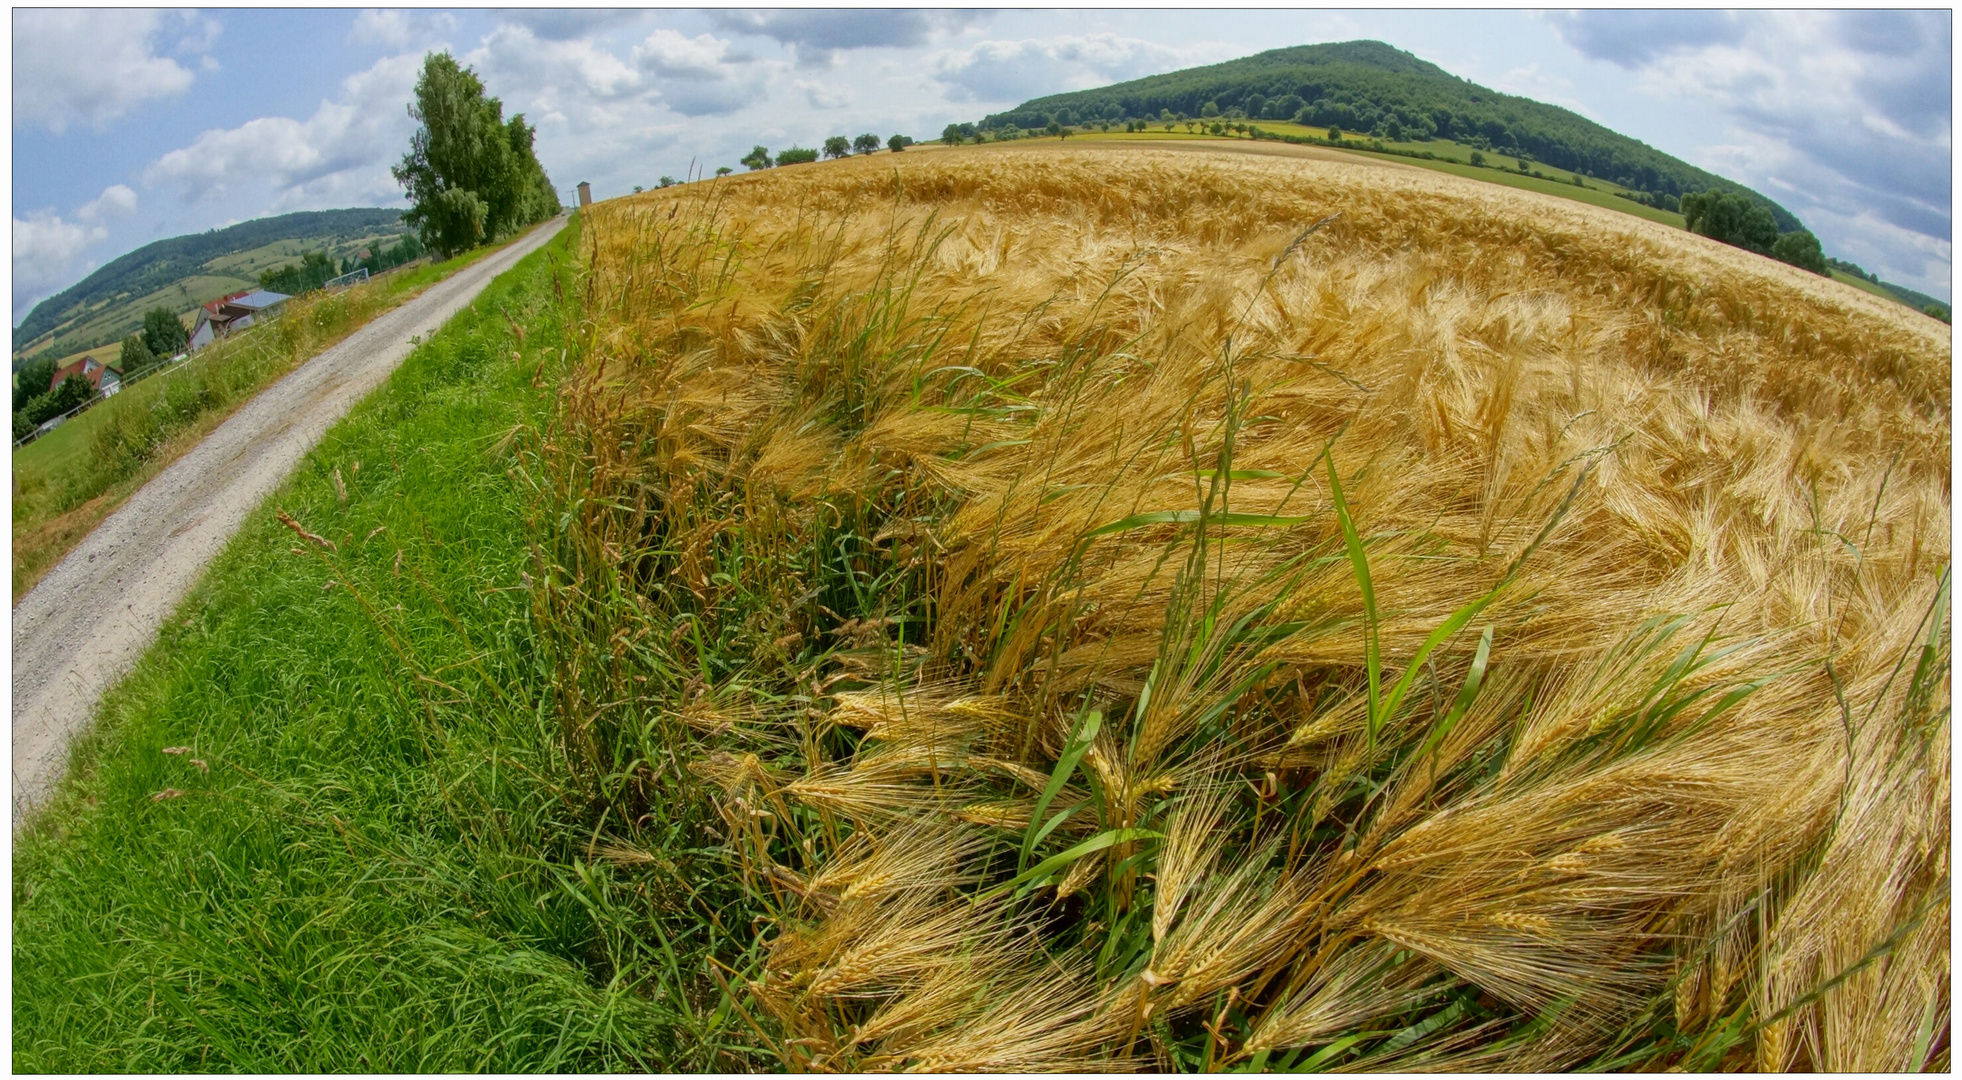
left=188, top=288, right=290, bottom=350
left=578, top=181, right=591, bottom=208
left=48, top=354, right=122, bottom=397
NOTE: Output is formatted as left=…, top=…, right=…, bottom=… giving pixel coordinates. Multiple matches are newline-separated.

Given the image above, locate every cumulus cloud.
left=1546, top=9, right=1951, bottom=297
left=497, top=10, right=644, bottom=43
left=13, top=9, right=203, bottom=132
left=348, top=9, right=457, bottom=50
left=471, top=23, right=643, bottom=103
left=634, top=28, right=743, bottom=79
left=77, top=184, right=138, bottom=223
left=470, top=22, right=759, bottom=120
left=711, top=10, right=985, bottom=65
left=795, top=79, right=853, bottom=110
left=1543, top=11, right=1744, bottom=69
left=928, top=34, right=1190, bottom=104
left=143, top=51, right=424, bottom=210
left=14, top=212, right=108, bottom=312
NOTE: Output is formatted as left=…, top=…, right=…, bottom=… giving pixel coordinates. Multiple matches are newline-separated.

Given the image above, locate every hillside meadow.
left=547, top=142, right=1947, bottom=1070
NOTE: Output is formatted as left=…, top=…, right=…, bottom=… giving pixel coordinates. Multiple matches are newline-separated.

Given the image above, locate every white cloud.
left=498, top=10, right=645, bottom=43
left=14, top=213, right=107, bottom=311
left=711, top=10, right=986, bottom=66
left=349, top=9, right=456, bottom=50
left=1547, top=9, right=1952, bottom=297
left=13, top=10, right=201, bottom=132
left=76, top=184, right=138, bottom=223
left=472, top=23, right=644, bottom=103
left=143, top=52, right=425, bottom=211
left=795, top=79, right=853, bottom=110
left=634, top=28, right=740, bottom=79
left=927, top=34, right=1193, bottom=104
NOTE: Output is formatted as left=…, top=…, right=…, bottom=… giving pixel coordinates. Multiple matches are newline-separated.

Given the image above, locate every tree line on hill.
left=1679, top=190, right=1826, bottom=275
left=735, top=133, right=913, bottom=172
left=259, top=233, right=425, bottom=296
left=394, top=53, right=560, bottom=259
left=980, top=40, right=1804, bottom=232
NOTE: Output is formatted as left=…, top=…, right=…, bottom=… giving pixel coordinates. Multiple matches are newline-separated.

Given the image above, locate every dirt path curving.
left=12, top=214, right=568, bottom=827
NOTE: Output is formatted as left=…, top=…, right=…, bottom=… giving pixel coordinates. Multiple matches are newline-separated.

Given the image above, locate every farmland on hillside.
left=549, top=143, right=1948, bottom=1070
left=13, top=209, right=409, bottom=362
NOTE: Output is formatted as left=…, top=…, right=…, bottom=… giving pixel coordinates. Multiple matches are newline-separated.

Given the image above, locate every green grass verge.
left=1370, top=154, right=1687, bottom=226
left=12, top=218, right=745, bottom=1071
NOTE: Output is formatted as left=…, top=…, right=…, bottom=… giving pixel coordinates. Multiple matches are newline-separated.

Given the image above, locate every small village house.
left=48, top=353, right=123, bottom=397
left=188, top=288, right=291, bottom=351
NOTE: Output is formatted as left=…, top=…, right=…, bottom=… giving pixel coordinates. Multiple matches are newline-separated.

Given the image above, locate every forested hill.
left=981, top=40, right=1803, bottom=232
left=13, top=207, right=405, bottom=355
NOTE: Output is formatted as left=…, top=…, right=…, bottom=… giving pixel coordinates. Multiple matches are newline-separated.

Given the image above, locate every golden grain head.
left=558, top=142, right=1949, bottom=1070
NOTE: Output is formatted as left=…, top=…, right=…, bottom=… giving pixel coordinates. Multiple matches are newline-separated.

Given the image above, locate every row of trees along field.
left=259, top=233, right=426, bottom=296
left=393, top=53, right=560, bottom=258
left=737, top=133, right=914, bottom=171
left=1680, top=189, right=1827, bottom=274
left=11, top=306, right=189, bottom=440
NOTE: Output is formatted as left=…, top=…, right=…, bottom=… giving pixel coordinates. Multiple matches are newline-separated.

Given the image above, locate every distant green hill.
left=980, top=40, right=1804, bottom=232
left=13, top=208, right=408, bottom=362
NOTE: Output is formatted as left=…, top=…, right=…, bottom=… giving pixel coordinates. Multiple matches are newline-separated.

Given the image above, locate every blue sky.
left=12, top=8, right=1953, bottom=321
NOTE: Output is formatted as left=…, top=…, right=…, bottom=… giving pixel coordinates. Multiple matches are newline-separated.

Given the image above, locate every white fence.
left=10, top=303, right=290, bottom=450
left=324, top=267, right=370, bottom=291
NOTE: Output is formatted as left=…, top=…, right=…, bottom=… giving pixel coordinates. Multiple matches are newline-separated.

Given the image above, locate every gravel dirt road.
left=12, top=214, right=568, bottom=826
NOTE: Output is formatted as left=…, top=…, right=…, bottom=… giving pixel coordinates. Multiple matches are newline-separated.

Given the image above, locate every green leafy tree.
left=716, top=166, right=733, bottom=176
left=1770, top=230, right=1828, bottom=275
left=1328, top=124, right=1345, bottom=142
left=1468, top=149, right=1485, bottom=167
left=741, top=145, right=773, bottom=171
left=1924, top=304, right=1951, bottom=324
left=776, top=147, right=818, bottom=166
left=1200, top=100, right=1220, bottom=117
left=822, top=135, right=851, bottom=160
left=261, top=250, right=339, bottom=295
left=120, top=334, right=154, bottom=377
left=1680, top=189, right=1779, bottom=254
left=658, top=176, right=676, bottom=189
left=392, top=52, right=558, bottom=258
left=23, top=374, right=94, bottom=426
left=14, top=356, right=59, bottom=414
left=941, top=123, right=964, bottom=146
left=887, top=134, right=908, bottom=152
left=853, top=133, right=881, bottom=155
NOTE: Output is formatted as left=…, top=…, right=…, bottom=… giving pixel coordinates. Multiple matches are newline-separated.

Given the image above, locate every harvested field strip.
left=12, top=224, right=757, bottom=1071
left=543, top=145, right=1949, bottom=1070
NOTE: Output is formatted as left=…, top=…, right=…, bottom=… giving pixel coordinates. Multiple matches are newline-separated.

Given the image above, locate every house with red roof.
left=188, top=288, right=290, bottom=351
left=48, top=353, right=123, bottom=397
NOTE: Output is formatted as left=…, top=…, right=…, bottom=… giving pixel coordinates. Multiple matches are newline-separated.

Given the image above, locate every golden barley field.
left=541, top=143, right=1949, bottom=1071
